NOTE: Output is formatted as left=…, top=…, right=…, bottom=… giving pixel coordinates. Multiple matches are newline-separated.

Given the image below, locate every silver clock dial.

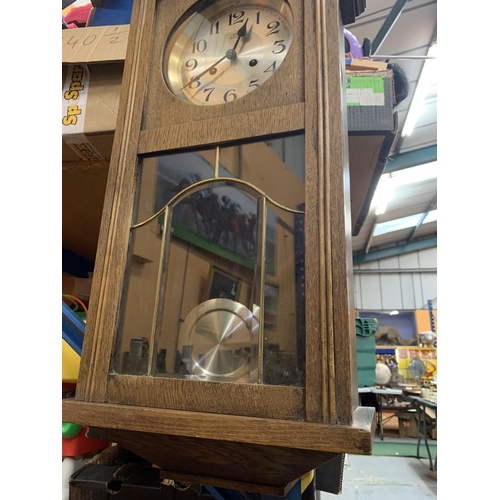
left=163, top=1, right=293, bottom=106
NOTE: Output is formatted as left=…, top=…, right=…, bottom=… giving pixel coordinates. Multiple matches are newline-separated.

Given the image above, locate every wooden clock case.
left=63, top=0, right=375, bottom=495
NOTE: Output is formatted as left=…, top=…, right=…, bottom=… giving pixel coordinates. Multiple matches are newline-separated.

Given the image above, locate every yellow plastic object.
left=300, top=470, right=314, bottom=493
left=62, top=339, right=81, bottom=383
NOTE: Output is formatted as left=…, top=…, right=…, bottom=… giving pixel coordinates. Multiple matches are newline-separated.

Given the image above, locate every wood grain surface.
left=89, top=427, right=334, bottom=496
left=302, top=0, right=355, bottom=425
left=138, top=103, right=304, bottom=154
left=63, top=399, right=374, bottom=455
left=107, top=374, right=304, bottom=420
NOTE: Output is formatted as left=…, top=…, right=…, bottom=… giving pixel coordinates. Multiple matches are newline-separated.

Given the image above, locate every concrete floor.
left=319, top=454, right=437, bottom=499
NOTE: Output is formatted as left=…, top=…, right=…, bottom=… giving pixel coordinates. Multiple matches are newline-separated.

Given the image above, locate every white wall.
left=353, top=247, right=437, bottom=311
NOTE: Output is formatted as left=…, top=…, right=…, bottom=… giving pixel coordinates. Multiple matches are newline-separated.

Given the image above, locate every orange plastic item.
left=62, top=426, right=110, bottom=457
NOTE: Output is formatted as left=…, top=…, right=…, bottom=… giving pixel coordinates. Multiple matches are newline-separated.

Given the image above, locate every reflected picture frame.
left=207, top=266, right=242, bottom=302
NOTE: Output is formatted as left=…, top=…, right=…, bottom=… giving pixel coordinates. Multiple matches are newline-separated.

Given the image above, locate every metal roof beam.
left=384, top=145, right=437, bottom=173
left=371, top=0, right=409, bottom=55
left=353, top=236, right=437, bottom=265
left=407, top=193, right=437, bottom=243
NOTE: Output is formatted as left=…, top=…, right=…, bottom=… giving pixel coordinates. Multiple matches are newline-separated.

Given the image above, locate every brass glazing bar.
left=214, top=146, right=220, bottom=178
left=147, top=206, right=172, bottom=375
left=257, top=197, right=267, bottom=384
left=131, top=177, right=305, bottom=229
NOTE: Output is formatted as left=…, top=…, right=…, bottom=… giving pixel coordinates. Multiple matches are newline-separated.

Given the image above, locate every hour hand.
left=232, top=18, right=249, bottom=51
left=226, top=19, right=250, bottom=63
left=237, top=18, right=249, bottom=39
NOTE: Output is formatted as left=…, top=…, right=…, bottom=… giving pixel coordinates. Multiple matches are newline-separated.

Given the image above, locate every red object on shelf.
left=63, top=3, right=93, bottom=28
left=62, top=426, right=110, bottom=457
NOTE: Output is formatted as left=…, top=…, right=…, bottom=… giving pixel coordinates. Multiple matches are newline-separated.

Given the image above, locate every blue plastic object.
left=87, top=0, right=133, bottom=26
left=205, top=477, right=302, bottom=500
left=62, top=301, right=86, bottom=356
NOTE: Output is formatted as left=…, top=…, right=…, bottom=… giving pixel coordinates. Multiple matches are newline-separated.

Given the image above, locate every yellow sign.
left=395, top=347, right=437, bottom=383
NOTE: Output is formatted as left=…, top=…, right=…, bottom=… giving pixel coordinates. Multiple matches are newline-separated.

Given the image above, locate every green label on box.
left=346, top=77, right=385, bottom=106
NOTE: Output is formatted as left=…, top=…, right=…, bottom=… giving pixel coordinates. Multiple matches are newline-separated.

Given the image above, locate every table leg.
left=422, top=406, right=434, bottom=471
left=416, top=404, right=421, bottom=459
left=377, top=394, right=384, bottom=441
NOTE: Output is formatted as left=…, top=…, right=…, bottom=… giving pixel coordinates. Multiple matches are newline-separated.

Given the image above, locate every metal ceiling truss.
left=384, top=145, right=437, bottom=173
left=353, top=236, right=437, bottom=265
left=407, top=193, right=437, bottom=243
left=370, top=0, right=409, bottom=55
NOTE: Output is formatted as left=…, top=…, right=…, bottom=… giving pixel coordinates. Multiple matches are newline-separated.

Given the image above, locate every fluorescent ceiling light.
left=374, top=209, right=437, bottom=237
left=374, top=213, right=422, bottom=236
left=372, top=174, right=394, bottom=215
left=390, top=161, right=437, bottom=187
left=370, top=162, right=437, bottom=216
left=402, top=43, right=437, bottom=137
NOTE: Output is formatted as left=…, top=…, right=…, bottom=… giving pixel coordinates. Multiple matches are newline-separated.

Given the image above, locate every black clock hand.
left=180, top=53, right=227, bottom=90
left=237, top=23, right=253, bottom=55
left=233, top=18, right=249, bottom=51
left=228, top=18, right=250, bottom=61
left=182, top=18, right=250, bottom=90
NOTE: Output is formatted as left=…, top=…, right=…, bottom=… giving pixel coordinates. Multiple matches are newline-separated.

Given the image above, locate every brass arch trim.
left=131, top=177, right=305, bottom=229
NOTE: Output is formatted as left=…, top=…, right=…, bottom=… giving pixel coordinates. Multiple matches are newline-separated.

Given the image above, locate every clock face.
left=162, top=0, right=294, bottom=106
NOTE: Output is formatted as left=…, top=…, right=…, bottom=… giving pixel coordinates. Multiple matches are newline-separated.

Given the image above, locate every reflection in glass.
left=114, top=134, right=306, bottom=386
left=112, top=221, right=162, bottom=375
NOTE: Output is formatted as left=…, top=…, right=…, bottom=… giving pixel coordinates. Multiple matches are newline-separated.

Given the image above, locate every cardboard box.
left=346, top=70, right=397, bottom=235
left=346, top=59, right=388, bottom=72
left=62, top=25, right=129, bottom=162
left=398, top=408, right=436, bottom=439
left=398, top=410, right=419, bottom=438
left=62, top=272, right=93, bottom=300
left=346, top=70, right=395, bottom=132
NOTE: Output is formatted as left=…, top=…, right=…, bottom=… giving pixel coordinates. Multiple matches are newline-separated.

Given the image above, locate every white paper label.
left=346, top=88, right=385, bottom=106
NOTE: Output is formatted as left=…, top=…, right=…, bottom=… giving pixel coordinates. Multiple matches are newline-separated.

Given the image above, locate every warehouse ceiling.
left=346, top=0, right=437, bottom=263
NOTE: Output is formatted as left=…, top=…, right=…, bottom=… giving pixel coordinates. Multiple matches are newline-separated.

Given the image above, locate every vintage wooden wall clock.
left=63, top=0, right=375, bottom=494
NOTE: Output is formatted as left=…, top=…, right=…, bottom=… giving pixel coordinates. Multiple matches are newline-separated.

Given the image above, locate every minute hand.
left=181, top=54, right=228, bottom=90
left=181, top=18, right=249, bottom=90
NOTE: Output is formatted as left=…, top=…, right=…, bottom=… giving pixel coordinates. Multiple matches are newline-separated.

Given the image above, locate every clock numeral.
left=210, top=21, right=219, bottom=35
left=189, top=78, right=201, bottom=89
left=264, top=61, right=277, bottom=73
left=185, top=59, right=198, bottom=71
left=256, top=12, right=261, bottom=24
left=224, top=89, right=237, bottom=102
left=272, top=40, right=286, bottom=54
left=249, top=79, right=259, bottom=88
left=203, top=87, right=215, bottom=102
left=229, top=11, right=245, bottom=25
left=266, top=21, right=280, bottom=36
left=191, top=39, right=207, bottom=53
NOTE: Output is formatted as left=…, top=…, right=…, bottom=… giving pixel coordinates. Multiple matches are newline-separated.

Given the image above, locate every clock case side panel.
left=302, top=0, right=357, bottom=426
left=75, top=0, right=158, bottom=403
